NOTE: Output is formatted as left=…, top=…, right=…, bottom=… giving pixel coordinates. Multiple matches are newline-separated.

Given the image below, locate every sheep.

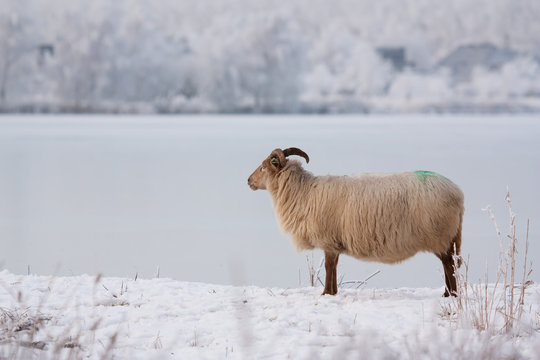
left=247, top=147, right=464, bottom=297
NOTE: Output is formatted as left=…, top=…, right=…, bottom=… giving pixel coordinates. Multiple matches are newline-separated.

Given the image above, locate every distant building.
left=438, top=43, right=516, bottom=82
left=376, top=47, right=406, bottom=71
left=37, top=44, right=54, bottom=67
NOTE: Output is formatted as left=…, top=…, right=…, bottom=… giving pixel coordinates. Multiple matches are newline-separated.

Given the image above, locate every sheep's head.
left=248, top=147, right=309, bottom=190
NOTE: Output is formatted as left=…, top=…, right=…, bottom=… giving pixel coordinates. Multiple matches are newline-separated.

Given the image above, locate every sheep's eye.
left=270, top=158, right=279, bottom=167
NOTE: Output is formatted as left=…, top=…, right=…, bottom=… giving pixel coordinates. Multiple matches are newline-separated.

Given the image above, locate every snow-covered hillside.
left=1, top=0, right=540, bottom=113
left=1, top=271, right=539, bottom=359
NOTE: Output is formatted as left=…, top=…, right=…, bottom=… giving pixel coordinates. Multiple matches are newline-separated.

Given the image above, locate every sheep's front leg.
left=322, top=251, right=339, bottom=295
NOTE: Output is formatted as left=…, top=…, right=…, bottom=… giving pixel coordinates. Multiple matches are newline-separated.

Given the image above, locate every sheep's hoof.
left=443, top=290, right=457, bottom=297
left=321, top=290, right=337, bottom=296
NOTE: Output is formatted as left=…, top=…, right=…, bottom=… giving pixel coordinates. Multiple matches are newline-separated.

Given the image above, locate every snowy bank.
left=1, top=271, right=539, bottom=359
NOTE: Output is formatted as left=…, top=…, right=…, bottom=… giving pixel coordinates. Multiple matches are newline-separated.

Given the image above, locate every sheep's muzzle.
left=247, top=176, right=257, bottom=190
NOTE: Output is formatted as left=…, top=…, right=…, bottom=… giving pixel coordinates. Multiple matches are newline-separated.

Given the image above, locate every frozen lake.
left=0, top=114, right=539, bottom=289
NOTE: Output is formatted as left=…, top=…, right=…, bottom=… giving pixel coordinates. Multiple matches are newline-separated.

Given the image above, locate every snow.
left=0, top=113, right=539, bottom=358
left=1, top=271, right=539, bottom=359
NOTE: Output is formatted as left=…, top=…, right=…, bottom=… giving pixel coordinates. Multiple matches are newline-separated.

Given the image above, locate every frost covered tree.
left=0, top=1, right=37, bottom=104
left=198, top=15, right=307, bottom=112
left=302, top=24, right=394, bottom=108
left=2, top=0, right=540, bottom=112
left=235, top=16, right=307, bottom=112
left=52, top=3, right=113, bottom=109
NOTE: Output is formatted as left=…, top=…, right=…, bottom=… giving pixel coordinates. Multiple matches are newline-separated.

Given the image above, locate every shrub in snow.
left=444, top=190, right=535, bottom=337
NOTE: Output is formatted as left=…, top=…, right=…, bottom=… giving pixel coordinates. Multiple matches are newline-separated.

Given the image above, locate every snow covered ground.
left=1, top=114, right=539, bottom=358
left=1, top=271, right=539, bottom=359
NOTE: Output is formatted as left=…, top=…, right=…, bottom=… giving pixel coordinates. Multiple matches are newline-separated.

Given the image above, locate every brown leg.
left=322, top=251, right=339, bottom=295
left=438, top=246, right=458, bottom=297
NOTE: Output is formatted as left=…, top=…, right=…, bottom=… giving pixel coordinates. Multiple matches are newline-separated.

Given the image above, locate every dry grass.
left=0, top=274, right=120, bottom=360
left=444, top=189, right=535, bottom=336
left=2, top=189, right=535, bottom=359
left=304, top=251, right=381, bottom=290
left=0, top=307, right=51, bottom=357
left=304, top=253, right=324, bottom=287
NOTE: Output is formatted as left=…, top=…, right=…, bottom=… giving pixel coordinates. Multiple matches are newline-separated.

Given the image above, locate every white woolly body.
left=267, top=161, right=464, bottom=263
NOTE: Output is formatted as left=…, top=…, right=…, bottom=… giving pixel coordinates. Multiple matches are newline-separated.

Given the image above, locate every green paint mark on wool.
left=414, top=170, right=446, bottom=182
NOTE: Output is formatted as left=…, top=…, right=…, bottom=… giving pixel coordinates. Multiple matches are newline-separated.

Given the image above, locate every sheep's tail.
left=452, top=210, right=463, bottom=267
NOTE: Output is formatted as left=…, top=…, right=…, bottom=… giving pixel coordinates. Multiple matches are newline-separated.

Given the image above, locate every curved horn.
left=283, top=147, right=309, bottom=163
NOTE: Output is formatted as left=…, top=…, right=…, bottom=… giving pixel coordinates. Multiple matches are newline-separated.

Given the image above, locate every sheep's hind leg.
left=437, top=248, right=458, bottom=297
left=322, top=251, right=339, bottom=295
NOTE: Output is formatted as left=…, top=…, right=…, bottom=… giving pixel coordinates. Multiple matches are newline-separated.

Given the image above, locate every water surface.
left=1, top=114, right=538, bottom=289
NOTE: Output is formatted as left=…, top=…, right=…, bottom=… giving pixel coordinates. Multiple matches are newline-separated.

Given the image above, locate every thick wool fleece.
left=268, top=161, right=464, bottom=263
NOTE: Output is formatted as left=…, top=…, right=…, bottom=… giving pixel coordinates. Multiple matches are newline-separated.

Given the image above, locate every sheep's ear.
left=270, top=157, right=280, bottom=167
left=269, top=148, right=286, bottom=168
